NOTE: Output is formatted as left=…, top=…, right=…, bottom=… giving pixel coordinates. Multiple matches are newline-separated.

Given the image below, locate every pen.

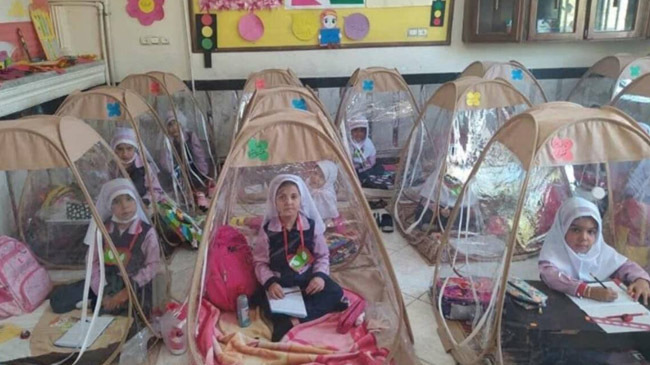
left=589, top=272, right=607, bottom=289
left=283, top=289, right=301, bottom=295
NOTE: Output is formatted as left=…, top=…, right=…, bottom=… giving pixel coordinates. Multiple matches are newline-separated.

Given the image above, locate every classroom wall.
left=100, top=0, right=650, bottom=81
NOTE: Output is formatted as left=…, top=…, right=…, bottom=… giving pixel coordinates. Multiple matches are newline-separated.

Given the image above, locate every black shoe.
left=381, top=214, right=394, bottom=233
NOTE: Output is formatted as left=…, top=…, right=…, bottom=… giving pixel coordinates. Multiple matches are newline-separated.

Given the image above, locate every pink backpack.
left=0, top=236, right=52, bottom=318
left=205, top=226, right=258, bottom=312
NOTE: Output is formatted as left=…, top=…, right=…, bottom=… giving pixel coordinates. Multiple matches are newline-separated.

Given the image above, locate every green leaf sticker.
left=247, top=138, right=269, bottom=161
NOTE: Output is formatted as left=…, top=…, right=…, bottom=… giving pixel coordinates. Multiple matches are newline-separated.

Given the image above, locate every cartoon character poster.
left=286, top=0, right=364, bottom=9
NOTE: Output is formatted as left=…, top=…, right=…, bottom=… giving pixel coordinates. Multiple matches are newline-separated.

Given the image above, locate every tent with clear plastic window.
left=335, top=67, right=420, bottom=200
left=237, top=86, right=340, bottom=146
left=609, top=72, right=650, bottom=125
left=0, top=116, right=167, bottom=364
left=120, top=72, right=218, bottom=182
left=460, top=60, right=548, bottom=104
left=186, top=109, right=418, bottom=364
left=232, top=68, right=304, bottom=140
left=431, top=103, right=650, bottom=365
left=391, top=77, right=532, bottom=265
left=566, top=54, right=650, bottom=107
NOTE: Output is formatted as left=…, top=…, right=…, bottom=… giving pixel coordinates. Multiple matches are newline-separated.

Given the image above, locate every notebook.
left=267, top=287, right=307, bottom=318
left=54, top=316, right=114, bottom=348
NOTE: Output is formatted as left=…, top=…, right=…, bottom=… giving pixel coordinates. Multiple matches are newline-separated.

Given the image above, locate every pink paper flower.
left=126, top=0, right=165, bottom=26
left=550, top=136, right=574, bottom=162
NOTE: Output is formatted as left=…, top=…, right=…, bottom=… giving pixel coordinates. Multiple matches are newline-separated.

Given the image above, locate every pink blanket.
left=196, top=290, right=389, bottom=365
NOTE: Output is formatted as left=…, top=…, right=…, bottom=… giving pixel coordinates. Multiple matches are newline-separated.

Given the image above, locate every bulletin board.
left=190, top=0, right=453, bottom=53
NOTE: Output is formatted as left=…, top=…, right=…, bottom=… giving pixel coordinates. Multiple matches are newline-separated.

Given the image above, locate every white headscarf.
left=263, top=174, right=325, bottom=235
left=110, top=127, right=160, bottom=173
left=83, top=178, right=150, bottom=245
left=348, top=116, right=376, bottom=165
left=539, top=197, right=627, bottom=281
left=311, top=161, right=339, bottom=220
left=166, top=110, right=188, bottom=131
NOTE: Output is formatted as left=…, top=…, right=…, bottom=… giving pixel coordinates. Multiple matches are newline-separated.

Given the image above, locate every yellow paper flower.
left=466, top=91, right=481, bottom=107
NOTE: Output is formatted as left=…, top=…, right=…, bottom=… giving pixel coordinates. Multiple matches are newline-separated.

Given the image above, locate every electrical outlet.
left=149, top=36, right=160, bottom=45
left=407, top=28, right=418, bottom=37
left=418, top=28, right=428, bottom=37
left=160, top=37, right=169, bottom=45
left=140, top=36, right=150, bottom=45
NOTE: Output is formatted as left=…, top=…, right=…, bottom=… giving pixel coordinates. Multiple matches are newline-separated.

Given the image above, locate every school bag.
left=205, top=226, right=258, bottom=312
left=0, top=236, right=52, bottom=318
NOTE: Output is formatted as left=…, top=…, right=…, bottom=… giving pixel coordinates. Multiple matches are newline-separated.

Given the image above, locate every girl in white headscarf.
left=50, top=179, right=161, bottom=314
left=111, top=127, right=163, bottom=206
left=309, top=160, right=340, bottom=220
left=252, top=174, right=347, bottom=341
left=539, top=197, right=650, bottom=303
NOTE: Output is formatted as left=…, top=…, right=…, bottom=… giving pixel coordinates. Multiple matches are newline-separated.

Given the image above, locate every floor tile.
left=406, top=299, right=455, bottom=365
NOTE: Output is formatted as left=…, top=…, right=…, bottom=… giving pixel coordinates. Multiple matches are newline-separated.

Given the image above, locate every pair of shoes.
left=373, top=212, right=394, bottom=233
left=368, top=200, right=387, bottom=210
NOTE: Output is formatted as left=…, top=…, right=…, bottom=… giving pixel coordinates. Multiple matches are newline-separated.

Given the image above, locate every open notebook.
left=267, top=287, right=307, bottom=318
left=54, top=316, right=114, bottom=348
left=568, top=281, right=650, bottom=334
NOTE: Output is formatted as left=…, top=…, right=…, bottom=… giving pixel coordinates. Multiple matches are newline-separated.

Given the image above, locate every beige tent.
left=431, top=103, right=650, bottom=364
left=566, top=54, right=650, bottom=107
left=610, top=72, right=650, bottom=126
left=234, top=85, right=333, bottom=144
left=335, top=67, right=420, bottom=200
left=56, top=86, right=195, bottom=216
left=233, top=68, right=304, bottom=138
left=391, top=77, right=532, bottom=264
left=460, top=60, right=548, bottom=104
left=187, top=109, right=417, bottom=364
left=120, top=72, right=218, bottom=180
left=0, top=116, right=164, bottom=364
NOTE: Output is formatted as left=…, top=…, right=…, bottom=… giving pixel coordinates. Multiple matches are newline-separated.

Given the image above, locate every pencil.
left=590, top=272, right=607, bottom=289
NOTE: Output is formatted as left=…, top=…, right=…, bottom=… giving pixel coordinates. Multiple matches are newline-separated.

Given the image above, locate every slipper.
left=380, top=214, right=394, bottom=233
left=337, top=299, right=366, bottom=334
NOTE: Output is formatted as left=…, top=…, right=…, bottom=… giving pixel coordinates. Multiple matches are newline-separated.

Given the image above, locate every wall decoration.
left=238, top=12, right=264, bottom=41
left=365, top=0, right=431, bottom=6
left=190, top=0, right=453, bottom=51
left=318, top=9, right=340, bottom=47
left=29, top=3, right=62, bottom=60
left=343, top=12, right=368, bottom=40
left=200, top=0, right=282, bottom=11
left=286, top=0, right=364, bottom=9
left=292, top=13, right=319, bottom=41
left=126, top=0, right=165, bottom=26
left=1, top=0, right=31, bottom=23
left=195, top=13, right=217, bottom=67
left=430, top=0, right=445, bottom=27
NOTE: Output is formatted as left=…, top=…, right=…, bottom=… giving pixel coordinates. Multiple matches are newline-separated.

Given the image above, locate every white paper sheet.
left=267, top=287, right=307, bottom=318
left=568, top=281, right=650, bottom=333
left=54, top=316, right=114, bottom=348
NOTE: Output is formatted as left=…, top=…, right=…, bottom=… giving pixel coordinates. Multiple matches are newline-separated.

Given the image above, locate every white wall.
left=104, top=0, right=649, bottom=82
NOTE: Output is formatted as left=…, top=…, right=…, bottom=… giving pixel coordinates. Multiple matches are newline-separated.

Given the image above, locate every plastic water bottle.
left=237, top=294, right=251, bottom=328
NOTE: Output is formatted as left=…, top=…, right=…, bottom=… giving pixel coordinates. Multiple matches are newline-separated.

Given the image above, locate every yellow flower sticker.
left=466, top=91, right=481, bottom=107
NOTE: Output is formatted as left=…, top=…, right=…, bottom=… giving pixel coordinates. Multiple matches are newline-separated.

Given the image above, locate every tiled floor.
left=154, top=217, right=539, bottom=364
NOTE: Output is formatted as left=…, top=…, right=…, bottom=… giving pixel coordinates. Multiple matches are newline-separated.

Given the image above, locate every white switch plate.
left=149, top=36, right=160, bottom=44
left=140, top=36, right=150, bottom=45
left=418, top=28, right=428, bottom=36
left=407, top=28, right=418, bottom=37
left=160, top=37, right=169, bottom=45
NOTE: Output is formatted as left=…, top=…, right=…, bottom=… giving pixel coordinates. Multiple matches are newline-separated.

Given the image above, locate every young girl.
left=539, top=197, right=650, bottom=304
left=309, top=160, right=340, bottom=221
left=253, top=174, right=347, bottom=341
left=349, top=117, right=382, bottom=182
left=111, top=127, right=163, bottom=207
left=166, top=110, right=212, bottom=211
left=50, top=179, right=161, bottom=315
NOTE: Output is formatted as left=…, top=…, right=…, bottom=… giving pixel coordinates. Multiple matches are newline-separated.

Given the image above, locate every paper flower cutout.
left=362, top=79, right=374, bottom=92
left=107, top=102, right=121, bottom=117
left=630, top=65, right=641, bottom=78
left=292, top=98, right=307, bottom=110
left=511, top=69, right=523, bottom=80
left=248, top=138, right=269, bottom=161
left=199, top=0, right=282, bottom=11
left=255, top=78, right=266, bottom=90
left=126, top=0, right=165, bottom=26
left=150, top=81, right=161, bottom=94
left=466, top=91, right=481, bottom=107
left=550, top=136, right=573, bottom=162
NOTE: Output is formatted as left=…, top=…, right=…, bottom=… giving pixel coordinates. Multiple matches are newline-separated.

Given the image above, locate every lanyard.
left=283, top=217, right=305, bottom=265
